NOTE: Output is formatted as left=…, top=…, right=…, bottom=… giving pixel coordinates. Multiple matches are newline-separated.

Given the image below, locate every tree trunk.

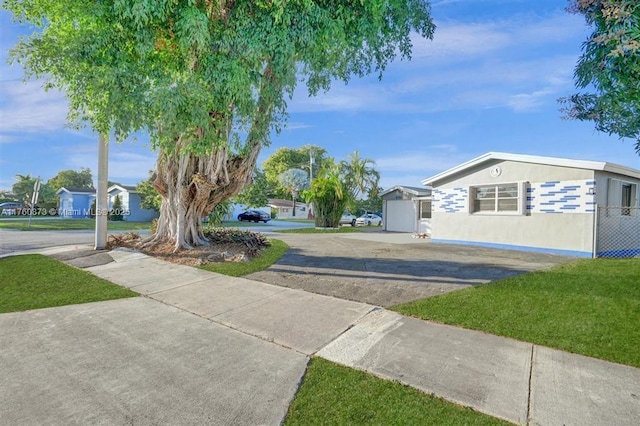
left=142, top=136, right=260, bottom=252
left=142, top=62, right=281, bottom=251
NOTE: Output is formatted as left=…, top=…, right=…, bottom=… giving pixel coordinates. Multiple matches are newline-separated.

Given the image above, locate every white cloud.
left=507, top=88, right=555, bottom=112
left=109, top=152, right=157, bottom=181
left=0, top=81, right=69, bottom=133
left=284, top=122, right=313, bottom=131
left=376, top=151, right=470, bottom=175
left=61, top=143, right=156, bottom=183
left=409, top=22, right=511, bottom=60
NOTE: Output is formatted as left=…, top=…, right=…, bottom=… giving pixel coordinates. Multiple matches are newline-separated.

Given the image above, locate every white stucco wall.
left=430, top=160, right=598, bottom=257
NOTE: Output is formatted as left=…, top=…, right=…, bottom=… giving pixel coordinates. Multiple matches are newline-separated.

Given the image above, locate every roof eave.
left=421, top=152, right=640, bottom=186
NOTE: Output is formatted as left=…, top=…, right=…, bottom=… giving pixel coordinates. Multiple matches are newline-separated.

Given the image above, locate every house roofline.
left=380, top=185, right=431, bottom=197
left=421, top=152, right=640, bottom=185
left=108, top=184, right=137, bottom=193
left=56, top=187, right=96, bottom=195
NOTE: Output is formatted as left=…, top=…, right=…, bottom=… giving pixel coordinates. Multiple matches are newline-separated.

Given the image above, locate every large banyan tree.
left=5, top=0, right=435, bottom=250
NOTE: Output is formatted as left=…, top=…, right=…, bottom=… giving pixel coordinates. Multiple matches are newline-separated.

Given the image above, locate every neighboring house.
left=381, top=185, right=432, bottom=233
left=268, top=198, right=309, bottom=219
left=57, top=187, right=95, bottom=218
left=107, top=185, right=159, bottom=222
left=422, top=152, right=640, bottom=258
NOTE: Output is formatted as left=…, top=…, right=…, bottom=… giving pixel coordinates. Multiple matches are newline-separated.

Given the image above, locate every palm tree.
left=342, top=151, right=380, bottom=208
left=303, top=161, right=350, bottom=227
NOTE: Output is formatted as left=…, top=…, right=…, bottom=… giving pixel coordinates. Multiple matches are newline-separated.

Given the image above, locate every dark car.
left=237, top=209, right=271, bottom=223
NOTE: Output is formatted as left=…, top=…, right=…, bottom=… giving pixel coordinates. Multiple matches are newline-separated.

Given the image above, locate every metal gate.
left=594, top=207, right=640, bottom=258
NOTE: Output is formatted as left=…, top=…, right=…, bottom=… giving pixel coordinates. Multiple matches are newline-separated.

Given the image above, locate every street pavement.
left=1, top=243, right=639, bottom=425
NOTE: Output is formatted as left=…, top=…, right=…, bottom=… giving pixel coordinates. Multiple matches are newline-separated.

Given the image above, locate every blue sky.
left=1, top=0, right=639, bottom=192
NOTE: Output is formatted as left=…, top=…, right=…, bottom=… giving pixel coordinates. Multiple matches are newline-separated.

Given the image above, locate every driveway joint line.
left=526, top=344, right=535, bottom=425
left=310, top=305, right=379, bottom=357
left=145, top=277, right=220, bottom=295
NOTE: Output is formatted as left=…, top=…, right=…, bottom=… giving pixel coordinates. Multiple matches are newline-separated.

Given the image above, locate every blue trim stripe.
left=597, top=248, right=640, bottom=258
left=430, top=239, right=591, bottom=258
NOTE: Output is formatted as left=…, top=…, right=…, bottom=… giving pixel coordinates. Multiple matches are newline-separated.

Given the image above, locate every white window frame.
left=468, top=181, right=527, bottom=215
left=419, top=199, right=432, bottom=219
left=621, top=182, right=637, bottom=216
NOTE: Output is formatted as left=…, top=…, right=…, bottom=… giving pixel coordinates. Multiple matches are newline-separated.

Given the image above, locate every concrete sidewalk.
left=3, top=246, right=640, bottom=425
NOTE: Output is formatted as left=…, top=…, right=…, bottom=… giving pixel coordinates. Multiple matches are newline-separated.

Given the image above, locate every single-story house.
left=57, top=187, right=95, bottom=218
left=107, top=185, right=159, bottom=222
left=422, top=152, right=640, bottom=258
left=381, top=185, right=432, bottom=233
left=268, top=198, right=310, bottom=219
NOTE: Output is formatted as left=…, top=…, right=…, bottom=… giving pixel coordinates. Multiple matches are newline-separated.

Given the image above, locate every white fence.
left=594, top=207, right=640, bottom=258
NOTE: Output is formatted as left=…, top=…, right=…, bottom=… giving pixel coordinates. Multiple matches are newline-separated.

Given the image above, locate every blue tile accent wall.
left=529, top=179, right=596, bottom=214
left=433, top=187, right=468, bottom=213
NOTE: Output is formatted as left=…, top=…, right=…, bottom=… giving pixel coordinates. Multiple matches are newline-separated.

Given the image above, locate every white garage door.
left=386, top=200, right=416, bottom=232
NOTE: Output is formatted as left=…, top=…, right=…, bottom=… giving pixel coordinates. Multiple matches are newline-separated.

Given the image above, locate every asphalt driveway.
left=247, top=231, right=576, bottom=307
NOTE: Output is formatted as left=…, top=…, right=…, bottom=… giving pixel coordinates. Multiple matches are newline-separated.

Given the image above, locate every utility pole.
left=309, top=148, right=315, bottom=184
left=27, top=177, right=40, bottom=229
left=308, top=148, right=315, bottom=219
left=95, top=133, right=108, bottom=249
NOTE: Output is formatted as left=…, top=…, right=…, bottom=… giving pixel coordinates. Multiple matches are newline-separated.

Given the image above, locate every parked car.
left=237, top=209, right=271, bottom=223
left=356, top=213, right=382, bottom=226
left=0, top=202, right=22, bottom=215
left=339, top=212, right=357, bottom=227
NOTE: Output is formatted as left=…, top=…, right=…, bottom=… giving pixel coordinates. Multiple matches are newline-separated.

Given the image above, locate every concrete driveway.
left=247, top=231, right=576, bottom=307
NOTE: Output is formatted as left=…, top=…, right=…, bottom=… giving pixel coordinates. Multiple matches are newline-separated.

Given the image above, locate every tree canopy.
left=279, top=168, right=309, bottom=198
left=136, top=172, right=162, bottom=212
left=235, top=169, right=270, bottom=208
left=4, top=0, right=436, bottom=248
left=47, top=168, right=94, bottom=191
left=5, top=0, right=435, bottom=153
left=11, top=174, right=55, bottom=207
left=262, top=144, right=327, bottom=199
left=562, top=0, right=640, bottom=154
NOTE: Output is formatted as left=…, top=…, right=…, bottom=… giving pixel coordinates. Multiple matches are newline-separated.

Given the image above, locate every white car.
left=356, top=213, right=382, bottom=226
left=339, top=212, right=357, bottom=226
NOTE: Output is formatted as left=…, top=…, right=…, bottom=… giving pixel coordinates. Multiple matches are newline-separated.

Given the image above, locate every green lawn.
left=277, top=226, right=362, bottom=234
left=0, top=218, right=152, bottom=231
left=199, top=238, right=289, bottom=277
left=284, top=358, right=508, bottom=426
left=0, top=254, right=138, bottom=313
left=392, top=258, right=640, bottom=368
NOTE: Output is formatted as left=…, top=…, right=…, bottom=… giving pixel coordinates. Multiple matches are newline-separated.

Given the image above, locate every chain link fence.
left=594, top=207, right=640, bottom=258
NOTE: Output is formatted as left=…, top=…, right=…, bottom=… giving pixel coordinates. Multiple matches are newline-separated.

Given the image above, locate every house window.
left=420, top=200, right=431, bottom=219
left=622, top=183, right=635, bottom=216
left=471, top=183, right=521, bottom=214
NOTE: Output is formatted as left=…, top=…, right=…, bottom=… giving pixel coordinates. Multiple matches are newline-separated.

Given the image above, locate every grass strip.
left=0, top=219, right=151, bottom=231
left=0, top=254, right=137, bottom=313
left=199, top=238, right=289, bottom=277
left=284, top=358, right=509, bottom=425
left=392, top=258, right=640, bottom=367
